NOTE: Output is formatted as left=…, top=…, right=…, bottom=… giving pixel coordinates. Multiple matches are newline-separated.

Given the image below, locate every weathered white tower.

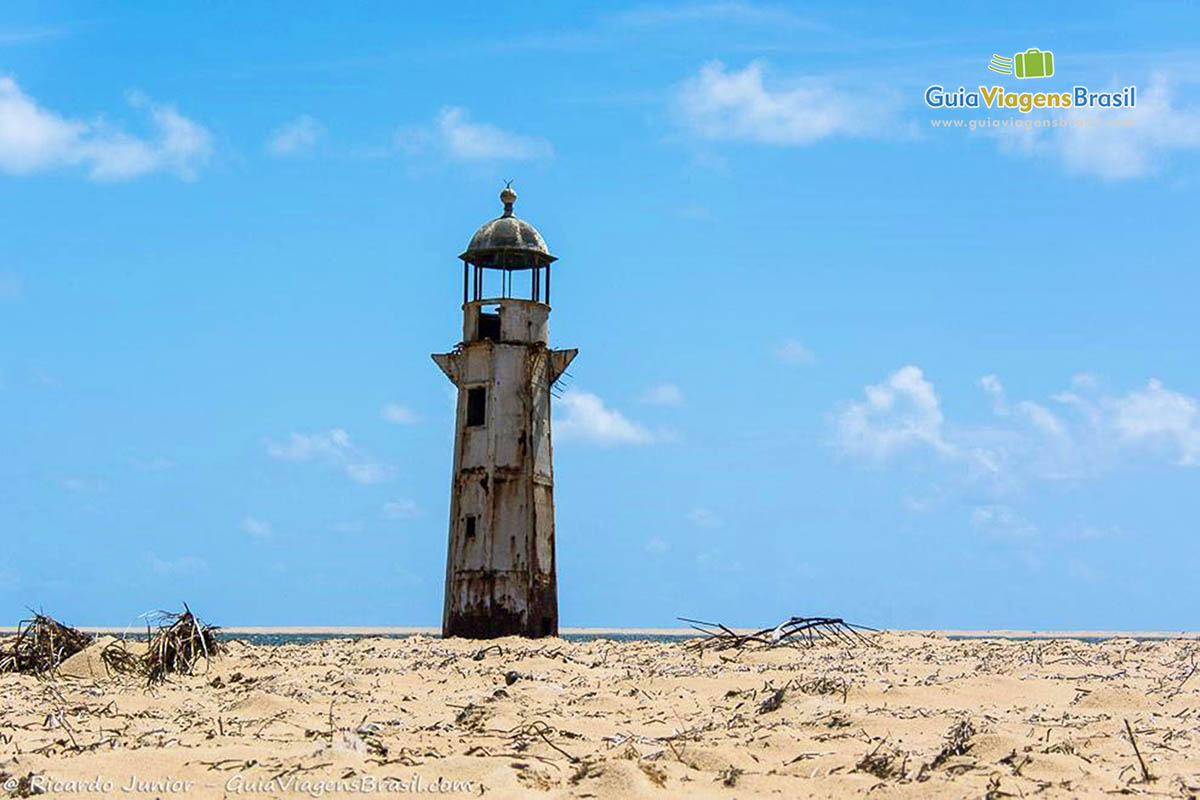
left=432, top=187, right=576, bottom=638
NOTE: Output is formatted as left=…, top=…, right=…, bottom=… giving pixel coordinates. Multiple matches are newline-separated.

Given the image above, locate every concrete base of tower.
left=443, top=575, right=558, bottom=639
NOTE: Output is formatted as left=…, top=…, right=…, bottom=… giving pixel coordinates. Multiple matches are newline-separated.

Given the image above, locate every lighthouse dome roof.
left=459, top=187, right=556, bottom=269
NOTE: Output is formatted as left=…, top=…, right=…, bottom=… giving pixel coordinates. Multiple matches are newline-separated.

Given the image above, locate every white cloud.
left=675, top=61, right=896, bottom=146
left=640, top=383, right=684, bottom=406
left=382, top=499, right=418, bottom=520
left=979, top=374, right=1007, bottom=414
left=1107, top=379, right=1200, bottom=465
left=0, top=77, right=212, bottom=180
left=439, top=107, right=552, bottom=160
left=687, top=507, right=722, bottom=528
left=265, top=114, right=324, bottom=157
left=241, top=516, right=273, bottom=541
left=836, top=368, right=1200, bottom=486
left=265, top=428, right=395, bottom=484
left=1018, top=399, right=1068, bottom=440
left=989, top=75, right=1200, bottom=180
left=981, top=375, right=1068, bottom=439
left=381, top=403, right=418, bottom=424
left=834, top=366, right=953, bottom=460
left=555, top=389, right=653, bottom=445
left=344, top=462, right=394, bottom=484
left=775, top=339, right=817, bottom=365
left=840, top=369, right=1200, bottom=549
left=396, top=107, right=553, bottom=162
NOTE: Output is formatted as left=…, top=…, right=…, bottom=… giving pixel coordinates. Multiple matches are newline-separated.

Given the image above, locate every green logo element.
left=988, top=48, right=1055, bottom=79
left=1015, top=48, right=1054, bottom=78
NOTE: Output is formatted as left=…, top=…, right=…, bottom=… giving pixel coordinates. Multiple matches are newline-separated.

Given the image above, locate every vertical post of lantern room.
left=431, top=187, right=577, bottom=639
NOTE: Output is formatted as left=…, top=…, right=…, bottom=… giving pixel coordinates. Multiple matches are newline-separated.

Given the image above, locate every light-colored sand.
left=1, top=633, right=1198, bottom=798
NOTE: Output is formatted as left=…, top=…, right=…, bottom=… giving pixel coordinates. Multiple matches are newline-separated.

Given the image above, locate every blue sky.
left=2, top=2, right=1198, bottom=630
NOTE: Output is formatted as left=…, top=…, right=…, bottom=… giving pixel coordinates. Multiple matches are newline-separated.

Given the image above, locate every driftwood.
left=931, top=719, right=976, bottom=767
left=1123, top=718, right=1154, bottom=783
left=0, top=613, right=93, bottom=675
left=102, top=603, right=223, bottom=685
left=143, top=605, right=222, bottom=683
left=679, top=615, right=878, bottom=651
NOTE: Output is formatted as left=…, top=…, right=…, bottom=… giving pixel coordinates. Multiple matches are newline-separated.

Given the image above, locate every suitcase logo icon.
left=988, top=48, right=1055, bottom=79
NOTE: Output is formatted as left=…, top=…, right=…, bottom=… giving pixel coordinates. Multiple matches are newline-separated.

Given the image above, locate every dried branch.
left=0, top=612, right=93, bottom=675
left=679, top=615, right=879, bottom=651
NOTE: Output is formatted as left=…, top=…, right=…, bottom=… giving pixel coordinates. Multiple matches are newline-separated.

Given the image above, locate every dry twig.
left=0, top=612, right=92, bottom=675
left=679, top=615, right=878, bottom=651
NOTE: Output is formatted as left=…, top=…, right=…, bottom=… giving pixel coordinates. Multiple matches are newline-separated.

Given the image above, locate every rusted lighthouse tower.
left=432, top=187, right=576, bottom=639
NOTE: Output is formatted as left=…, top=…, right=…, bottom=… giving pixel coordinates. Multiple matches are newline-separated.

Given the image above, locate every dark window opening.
left=464, top=516, right=477, bottom=539
left=478, top=311, right=500, bottom=341
left=466, top=387, right=487, bottom=427
left=541, top=616, right=552, bottom=636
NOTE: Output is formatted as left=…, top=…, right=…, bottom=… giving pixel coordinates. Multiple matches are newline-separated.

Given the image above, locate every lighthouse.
left=432, top=187, right=576, bottom=638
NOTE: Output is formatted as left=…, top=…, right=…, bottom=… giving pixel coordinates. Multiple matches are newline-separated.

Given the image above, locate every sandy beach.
left=2, top=632, right=1198, bottom=798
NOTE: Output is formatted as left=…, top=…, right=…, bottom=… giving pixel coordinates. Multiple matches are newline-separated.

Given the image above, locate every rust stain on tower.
left=432, top=187, right=575, bottom=638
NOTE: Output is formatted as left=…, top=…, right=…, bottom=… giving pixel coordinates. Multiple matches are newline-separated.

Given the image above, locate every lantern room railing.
left=463, top=262, right=550, bottom=306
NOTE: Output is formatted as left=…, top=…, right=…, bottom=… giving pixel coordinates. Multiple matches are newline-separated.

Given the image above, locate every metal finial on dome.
left=500, top=182, right=517, bottom=217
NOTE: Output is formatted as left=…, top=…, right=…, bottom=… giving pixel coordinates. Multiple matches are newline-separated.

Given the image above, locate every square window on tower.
left=478, top=308, right=500, bottom=341
left=466, top=386, right=487, bottom=426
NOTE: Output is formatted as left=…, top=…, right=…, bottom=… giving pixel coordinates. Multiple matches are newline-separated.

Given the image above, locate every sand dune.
left=1, top=633, right=1198, bottom=798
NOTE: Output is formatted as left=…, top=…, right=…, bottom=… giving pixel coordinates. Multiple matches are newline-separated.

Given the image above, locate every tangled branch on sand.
left=144, top=605, right=222, bottom=683
left=101, top=604, right=223, bottom=685
left=679, top=616, right=878, bottom=651
left=855, top=740, right=909, bottom=780
left=99, top=640, right=142, bottom=676
left=0, top=613, right=93, bottom=675
left=931, top=719, right=976, bottom=768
